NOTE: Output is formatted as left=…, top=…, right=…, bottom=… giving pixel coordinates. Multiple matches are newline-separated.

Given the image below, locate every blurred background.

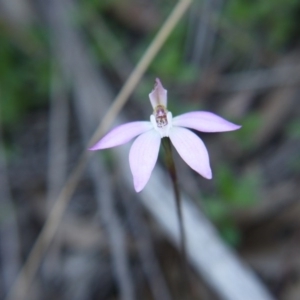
left=1, top=0, right=300, bottom=299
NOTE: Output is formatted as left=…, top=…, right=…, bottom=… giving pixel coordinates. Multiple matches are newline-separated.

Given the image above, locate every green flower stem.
left=162, top=137, right=189, bottom=295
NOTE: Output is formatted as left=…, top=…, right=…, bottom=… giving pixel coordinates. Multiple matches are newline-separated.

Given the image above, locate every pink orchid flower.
left=90, top=79, right=241, bottom=192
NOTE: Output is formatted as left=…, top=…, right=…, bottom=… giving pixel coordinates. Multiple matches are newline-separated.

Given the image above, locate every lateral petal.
left=89, top=121, right=153, bottom=150
left=169, top=127, right=212, bottom=179
left=129, top=129, right=161, bottom=192
left=172, top=111, right=241, bottom=132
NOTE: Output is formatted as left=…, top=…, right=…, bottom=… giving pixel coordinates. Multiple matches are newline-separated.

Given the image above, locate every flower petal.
left=169, top=127, right=212, bottom=179
left=172, top=111, right=241, bottom=132
left=149, top=78, right=167, bottom=109
left=129, top=129, right=161, bottom=192
left=89, top=121, right=153, bottom=150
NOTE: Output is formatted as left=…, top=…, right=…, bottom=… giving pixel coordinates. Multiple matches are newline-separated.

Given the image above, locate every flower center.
left=154, top=105, right=168, bottom=128
left=150, top=105, right=172, bottom=138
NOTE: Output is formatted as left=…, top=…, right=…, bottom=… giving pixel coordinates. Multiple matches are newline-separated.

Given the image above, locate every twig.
left=5, top=1, right=193, bottom=299
left=189, top=0, right=211, bottom=67
left=71, top=55, right=135, bottom=299
left=0, top=104, right=21, bottom=298
left=42, top=62, right=69, bottom=284
left=46, top=66, right=69, bottom=209
left=93, top=158, right=135, bottom=300
left=88, top=16, right=133, bottom=81
left=216, top=64, right=300, bottom=92
left=118, top=181, right=173, bottom=300
left=197, top=0, right=223, bottom=69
